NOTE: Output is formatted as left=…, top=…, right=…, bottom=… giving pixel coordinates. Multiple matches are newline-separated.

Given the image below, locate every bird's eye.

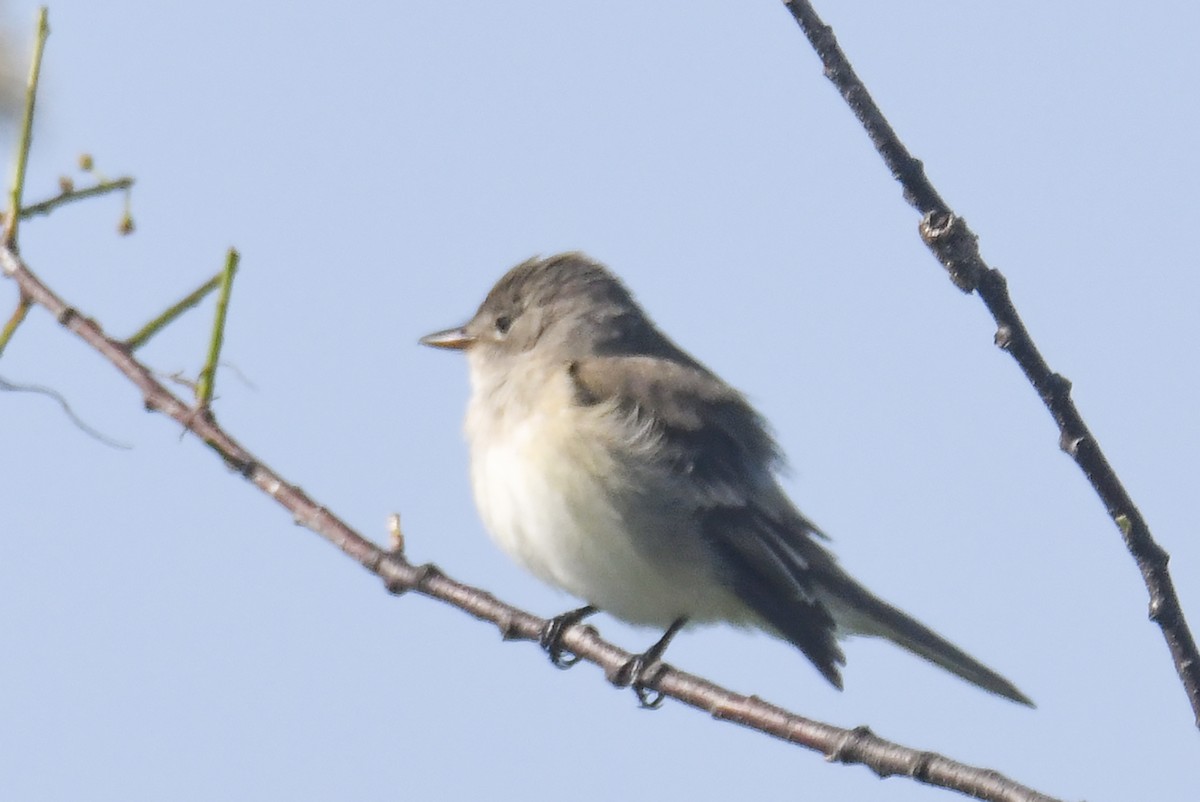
left=494, top=315, right=513, bottom=336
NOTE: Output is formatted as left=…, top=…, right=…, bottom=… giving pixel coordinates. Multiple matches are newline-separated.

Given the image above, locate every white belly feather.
left=464, top=361, right=748, bottom=628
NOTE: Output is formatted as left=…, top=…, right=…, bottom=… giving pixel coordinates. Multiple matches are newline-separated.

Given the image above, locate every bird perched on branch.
left=421, top=252, right=1032, bottom=708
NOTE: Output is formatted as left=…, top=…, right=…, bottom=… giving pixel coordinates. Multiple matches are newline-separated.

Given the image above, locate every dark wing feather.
left=569, top=353, right=846, bottom=686
left=703, top=506, right=845, bottom=687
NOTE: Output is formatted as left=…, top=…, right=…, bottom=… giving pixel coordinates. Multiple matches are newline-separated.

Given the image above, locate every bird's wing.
left=569, top=354, right=846, bottom=686
left=569, top=354, right=778, bottom=500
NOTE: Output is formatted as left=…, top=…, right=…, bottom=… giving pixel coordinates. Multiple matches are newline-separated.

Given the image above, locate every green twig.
left=3, top=7, right=49, bottom=247
left=0, top=293, right=32, bottom=356
left=20, top=177, right=134, bottom=220
left=195, top=248, right=239, bottom=408
left=124, top=272, right=222, bottom=351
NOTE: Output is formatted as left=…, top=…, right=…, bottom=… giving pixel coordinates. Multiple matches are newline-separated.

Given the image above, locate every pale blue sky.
left=2, top=3, right=1198, bottom=801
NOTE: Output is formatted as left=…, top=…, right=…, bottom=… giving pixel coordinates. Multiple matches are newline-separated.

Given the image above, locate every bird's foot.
left=539, top=605, right=598, bottom=669
left=612, top=653, right=670, bottom=709
left=608, top=617, right=688, bottom=710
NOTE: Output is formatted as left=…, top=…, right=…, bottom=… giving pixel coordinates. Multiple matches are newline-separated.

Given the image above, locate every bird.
left=420, top=252, right=1032, bottom=707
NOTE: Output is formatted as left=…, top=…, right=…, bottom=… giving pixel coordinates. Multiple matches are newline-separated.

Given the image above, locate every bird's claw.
left=540, top=618, right=583, bottom=669
left=608, top=617, right=686, bottom=709
left=612, top=654, right=668, bottom=709
left=539, top=605, right=597, bottom=670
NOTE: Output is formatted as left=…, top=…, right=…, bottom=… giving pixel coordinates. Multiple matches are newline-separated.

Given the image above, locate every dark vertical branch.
left=781, top=0, right=1200, bottom=726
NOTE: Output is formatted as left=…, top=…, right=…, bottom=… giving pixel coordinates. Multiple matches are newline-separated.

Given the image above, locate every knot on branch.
left=1043, top=372, right=1073, bottom=403
left=232, top=456, right=258, bottom=478
left=1148, top=592, right=1167, bottom=623
left=994, top=323, right=1014, bottom=350
left=918, top=210, right=983, bottom=293
left=497, top=611, right=524, bottom=641
left=825, top=724, right=874, bottom=765
left=1058, top=431, right=1086, bottom=457
left=381, top=558, right=437, bottom=597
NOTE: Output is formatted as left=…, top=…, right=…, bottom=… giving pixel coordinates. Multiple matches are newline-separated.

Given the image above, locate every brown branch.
left=782, top=0, right=1200, bottom=727
left=1, top=242, right=1066, bottom=802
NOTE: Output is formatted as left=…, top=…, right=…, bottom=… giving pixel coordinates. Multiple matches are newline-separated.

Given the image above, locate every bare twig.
left=125, top=271, right=222, bottom=351
left=2, top=7, right=48, bottom=248
left=781, top=0, right=1200, bottom=726
left=194, top=247, right=239, bottom=408
left=387, top=513, right=405, bottom=554
left=0, top=374, right=131, bottom=449
left=0, top=291, right=31, bottom=355
left=18, top=177, right=134, bottom=220
left=0, top=241, right=1066, bottom=802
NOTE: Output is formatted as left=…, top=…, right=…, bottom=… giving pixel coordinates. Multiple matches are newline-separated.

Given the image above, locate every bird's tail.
left=819, top=572, right=1034, bottom=707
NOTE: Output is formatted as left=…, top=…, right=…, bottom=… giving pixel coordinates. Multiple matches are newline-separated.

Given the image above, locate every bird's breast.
left=462, top=366, right=744, bottom=627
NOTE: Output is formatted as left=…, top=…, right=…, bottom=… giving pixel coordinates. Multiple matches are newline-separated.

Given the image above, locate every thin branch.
left=0, top=374, right=131, bottom=449
left=194, top=247, right=238, bottom=407
left=781, top=0, right=1200, bottom=726
left=0, top=242, right=1067, bottom=802
left=0, top=291, right=31, bottom=355
left=19, top=177, right=134, bottom=220
left=125, top=271, right=222, bottom=351
left=2, top=7, right=48, bottom=247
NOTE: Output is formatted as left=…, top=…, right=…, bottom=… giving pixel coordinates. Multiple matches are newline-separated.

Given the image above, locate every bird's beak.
left=419, top=326, right=476, bottom=351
